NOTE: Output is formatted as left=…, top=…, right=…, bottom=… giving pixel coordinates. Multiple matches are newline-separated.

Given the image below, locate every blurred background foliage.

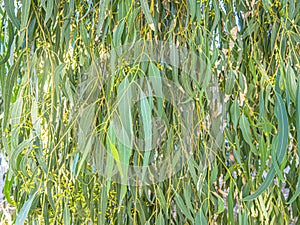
left=0, top=0, right=300, bottom=224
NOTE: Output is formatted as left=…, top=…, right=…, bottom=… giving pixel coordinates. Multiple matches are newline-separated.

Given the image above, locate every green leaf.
left=230, top=99, right=240, bottom=131
left=96, top=0, right=110, bottom=36
left=187, top=0, right=196, bottom=20
left=0, top=21, right=14, bottom=65
left=296, top=82, right=300, bottom=145
left=115, top=77, right=133, bottom=166
left=287, top=76, right=300, bottom=203
left=195, top=209, right=207, bottom=225
left=140, top=89, right=152, bottom=178
left=228, top=181, right=234, bottom=224
left=210, top=162, right=218, bottom=186
left=63, top=203, right=71, bottom=225
left=76, top=135, right=94, bottom=177
left=183, top=184, right=194, bottom=212
left=4, top=175, right=15, bottom=205
left=270, top=21, right=279, bottom=51
left=225, top=70, right=235, bottom=95
left=233, top=136, right=243, bottom=169
left=16, top=192, right=38, bottom=225
left=3, top=51, right=24, bottom=129
left=80, top=23, right=90, bottom=47
left=18, top=0, right=31, bottom=47
left=11, top=96, right=23, bottom=149
left=44, top=0, right=53, bottom=25
left=285, top=64, right=297, bottom=103
left=241, top=18, right=256, bottom=38
left=174, top=193, right=193, bottom=222
left=157, top=212, right=165, bottom=225
left=238, top=210, right=249, bottom=225
left=113, top=20, right=125, bottom=47
left=239, top=114, right=257, bottom=154
left=156, top=186, right=167, bottom=213
left=244, top=91, right=289, bottom=201
left=148, top=64, right=163, bottom=117
left=258, top=90, right=264, bottom=122
left=271, top=92, right=288, bottom=180
left=139, top=0, right=157, bottom=32
left=107, top=132, right=123, bottom=177
left=287, top=176, right=300, bottom=204
left=216, top=195, right=225, bottom=214
left=243, top=168, right=276, bottom=201
left=211, top=1, right=220, bottom=31
left=10, top=138, right=34, bottom=173
left=135, top=198, right=147, bottom=224
left=4, top=0, right=20, bottom=29
left=257, top=136, right=267, bottom=180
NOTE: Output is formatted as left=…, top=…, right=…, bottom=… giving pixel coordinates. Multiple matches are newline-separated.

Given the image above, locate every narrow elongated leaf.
left=3, top=52, right=24, bottom=129
left=4, top=175, right=15, bottom=205
left=216, top=195, right=225, bottom=214
left=296, top=76, right=300, bottom=157
left=44, top=0, right=53, bottom=25
left=285, top=65, right=297, bottom=103
left=18, top=0, right=31, bottom=47
left=287, top=176, right=300, bottom=204
left=271, top=92, right=288, bottom=179
left=76, top=135, right=93, bottom=177
left=10, top=138, right=34, bottom=173
left=16, top=192, right=38, bottom=225
left=63, top=203, right=71, bottom=225
left=244, top=92, right=288, bottom=201
left=187, top=0, right=196, bottom=20
left=287, top=76, right=300, bottom=203
left=230, top=99, right=240, bottom=131
left=174, top=193, right=193, bottom=222
left=195, top=209, right=207, bottom=225
left=0, top=21, right=14, bottom=65
left=11, top=96, right=23, bottom=149
left=211, top=1, right=220, bottom=31
left=139, top=0, right=157, bottom=32
left=258, top=90, right=264, bottom=122
left=156, top=186, right=167, bottom=213
left=80, top=23, right=90, bottom=47
left=243, top=168, right=276, bottom=201
left=157, top=212, right=165, bottom=225
left=140, top=89, right=152, bottom=178
left=96, top=0, right=110, bottom=36
left=228, top=181, right=234, bottom=224
left=108, top=133, right=123, bottom=177
left=239, top=114, right=257, bottom=154
left=4, top=0, right=20, bottom=29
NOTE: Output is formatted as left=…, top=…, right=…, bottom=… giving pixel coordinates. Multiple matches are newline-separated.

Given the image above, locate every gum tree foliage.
left=0, top=0, right=299, bottom=224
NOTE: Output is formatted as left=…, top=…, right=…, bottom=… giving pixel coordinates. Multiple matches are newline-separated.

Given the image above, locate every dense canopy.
left=0, top=0, right=299, bottom=224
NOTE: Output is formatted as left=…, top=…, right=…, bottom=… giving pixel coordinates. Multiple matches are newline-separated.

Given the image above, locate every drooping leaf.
left=139, top=0, right=157, bottom=32
left=16, top=192, right=38, bottom=225
left=4, top=0, right=20, bottom=29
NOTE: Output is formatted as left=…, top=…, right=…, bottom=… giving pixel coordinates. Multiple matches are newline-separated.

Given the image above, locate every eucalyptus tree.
left=0, top=0, right=299, bottom=224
